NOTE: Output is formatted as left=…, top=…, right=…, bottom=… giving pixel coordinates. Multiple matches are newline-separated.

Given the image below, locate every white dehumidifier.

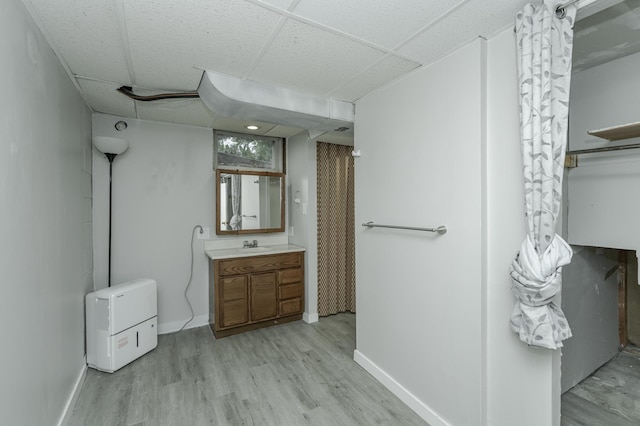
left=86, top=278, right=158, bottom=373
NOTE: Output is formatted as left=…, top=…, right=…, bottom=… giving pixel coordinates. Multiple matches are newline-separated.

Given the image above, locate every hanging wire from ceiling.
left=117, top=85, right=200, bottom=101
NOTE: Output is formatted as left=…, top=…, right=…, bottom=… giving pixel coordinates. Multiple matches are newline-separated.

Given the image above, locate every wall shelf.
left=565, top=121, right=640, bottom=168
left=588, top=121, right=640, bottom=141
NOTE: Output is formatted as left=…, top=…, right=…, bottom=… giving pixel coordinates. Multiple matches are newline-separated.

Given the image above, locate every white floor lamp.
left=93, top=135, right=129, bottom=287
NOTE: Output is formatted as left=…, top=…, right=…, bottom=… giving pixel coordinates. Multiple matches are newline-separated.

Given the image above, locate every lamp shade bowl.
left=93, top=136, right=129, bottom=155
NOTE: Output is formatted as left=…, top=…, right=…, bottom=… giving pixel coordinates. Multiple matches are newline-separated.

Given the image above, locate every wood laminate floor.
left=561, top=345, right=640, bottom=426
left=68, top=314, right=427, bottom=426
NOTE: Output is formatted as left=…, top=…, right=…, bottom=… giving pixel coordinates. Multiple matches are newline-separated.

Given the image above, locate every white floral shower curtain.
left=510, top=1, right=576, bottom=350
left=229, top=174, right=241, bottom=230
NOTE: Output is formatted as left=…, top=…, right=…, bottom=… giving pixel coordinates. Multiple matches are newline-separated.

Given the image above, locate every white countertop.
left=205, top=243, right=305, bottom=260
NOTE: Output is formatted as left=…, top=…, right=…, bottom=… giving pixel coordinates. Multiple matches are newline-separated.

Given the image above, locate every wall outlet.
left=197, top=227, right=210, bottom=239
left=289, top=226, right=295, bottom=236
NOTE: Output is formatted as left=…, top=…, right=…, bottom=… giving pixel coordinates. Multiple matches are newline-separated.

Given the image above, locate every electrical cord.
left=117, top=86, right=199, bottom=102
left=178, top=225, right=202, bottom=332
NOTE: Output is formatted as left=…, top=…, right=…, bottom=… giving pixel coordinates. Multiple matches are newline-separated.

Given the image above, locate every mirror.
left=216, top=169, right=285, bottom=235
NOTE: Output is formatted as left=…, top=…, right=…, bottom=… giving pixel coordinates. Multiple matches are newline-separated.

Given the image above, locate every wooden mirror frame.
left=216, top=169, right=285, bottom=235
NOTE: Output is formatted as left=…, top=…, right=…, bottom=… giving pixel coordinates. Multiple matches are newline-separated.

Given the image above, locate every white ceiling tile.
left=330, top=55, right=420, bottom=102
left=77, top=79, right=136, bottom=117
left=265, top=125, right=306, bottom=138
left=250, top=19, right=385, bottom=95
left=28, top=0, right=131, bottom=83
left=31, top=0, right=617, bottom=133
left=207, top=117, right=305, bottom=138
left=256, top=0, right=296, bottom=11
left=316, top=133, right=354, bottom=146
left=137, top=99, right=216, bottom=128
left=292, top=0, right=458, bottom=49
left=397, top=0, right=529, bottom=64
left=124, top=0, right=283, bottom=90
left=212, top=116, right=281, bottom=135
left=573, top=1, right=640, bottom=72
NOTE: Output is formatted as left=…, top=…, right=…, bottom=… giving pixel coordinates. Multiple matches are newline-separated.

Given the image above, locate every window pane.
left=215, top=131, right=281, bottom=171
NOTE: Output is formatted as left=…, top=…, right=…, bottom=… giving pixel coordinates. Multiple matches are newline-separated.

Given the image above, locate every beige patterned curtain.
left=317, top=142, right=356, bottom=316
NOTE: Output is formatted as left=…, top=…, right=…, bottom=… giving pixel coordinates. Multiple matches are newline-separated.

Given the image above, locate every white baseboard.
left=303, top=312, right=319, bottom=323
left=158, top=314, right=209, bottom=334
left=57, top=357, right=87, bottom=426
left=161, top=312, right=316, bottom=333
left=353, top=350, right=450, bottom=426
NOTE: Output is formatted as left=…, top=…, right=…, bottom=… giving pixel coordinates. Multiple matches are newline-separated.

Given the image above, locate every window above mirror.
left=214, top=130, right=284, bottom=172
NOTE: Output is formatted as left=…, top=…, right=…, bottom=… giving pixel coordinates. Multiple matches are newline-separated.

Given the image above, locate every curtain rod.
left=565, top=142, right=640, bottom=167
left=555, top=0, right=580, bottom=18
left=566, top=142, right=640, bottom=156
left=514, top=0, right=580, bottom=33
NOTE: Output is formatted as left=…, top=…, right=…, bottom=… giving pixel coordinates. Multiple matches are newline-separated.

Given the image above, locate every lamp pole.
left=105, top=153, right=116, bottom=287
left=92, top=135, right=128, bottom=289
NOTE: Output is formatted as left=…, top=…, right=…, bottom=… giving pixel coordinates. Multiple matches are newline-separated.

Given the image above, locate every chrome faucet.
left=243, top=240, right=259, bottom=248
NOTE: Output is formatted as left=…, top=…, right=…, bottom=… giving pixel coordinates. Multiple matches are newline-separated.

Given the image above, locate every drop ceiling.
left=21, top=0, right=638, bottom=140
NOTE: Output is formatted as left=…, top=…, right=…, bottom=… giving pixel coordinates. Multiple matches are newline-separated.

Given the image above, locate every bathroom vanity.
left=206, top=245, right=305, bottom=338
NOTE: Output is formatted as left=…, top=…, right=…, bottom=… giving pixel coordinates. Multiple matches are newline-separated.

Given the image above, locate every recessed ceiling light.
left=246, top=125, right=259, bottom=130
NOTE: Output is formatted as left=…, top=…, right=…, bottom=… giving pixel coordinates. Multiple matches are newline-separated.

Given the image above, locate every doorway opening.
left=561, top=248, right=639, bottom=423
left=316, top=141, right=356, bottom=317
left=561, top=0, right=640, bottom=422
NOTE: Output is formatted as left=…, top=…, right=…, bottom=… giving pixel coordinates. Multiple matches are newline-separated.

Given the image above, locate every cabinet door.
left=251, top=272, right=277, bottom=321
left=219, top=275, right=249, bottom=328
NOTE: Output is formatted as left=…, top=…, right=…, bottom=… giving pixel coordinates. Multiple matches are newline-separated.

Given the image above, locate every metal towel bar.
left=362, top=221, right=447, bottom=235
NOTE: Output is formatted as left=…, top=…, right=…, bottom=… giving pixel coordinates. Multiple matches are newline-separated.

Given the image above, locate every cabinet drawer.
left=279, top=268, right=303, bottom=285
left=218, top=253, right=302, bottom=276
left=279, top=283, right=303, bottom=300
left=279, top=298, right=303, bottom=316
left=221, top=276, right=247, bottom=301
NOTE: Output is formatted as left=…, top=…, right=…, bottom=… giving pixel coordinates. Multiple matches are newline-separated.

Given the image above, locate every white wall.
left=354, top=29, right=561, bottom=426
left=485, top=29, right=559, bottom=426
left=0, top=1, right=92, bottom=424
left=567, top=51, right=640, bottom=263
left=240, top=174, right=260, bottom=226
left=287, top=132, right=354, bottom=323
left=93, top=115, right=294, bottom=332
left=92, top=114, right=216, bottom=333
left=287, top=131, right=319, bottom=322
left=569, top=51, right=640, bottom=152
left=561, top=247, right=619, bottom=392
left=354, top=40, right=485, bottom=426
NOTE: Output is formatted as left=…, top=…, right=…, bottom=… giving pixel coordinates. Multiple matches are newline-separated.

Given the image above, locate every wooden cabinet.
left=209, top=251, right=304, bottom=338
